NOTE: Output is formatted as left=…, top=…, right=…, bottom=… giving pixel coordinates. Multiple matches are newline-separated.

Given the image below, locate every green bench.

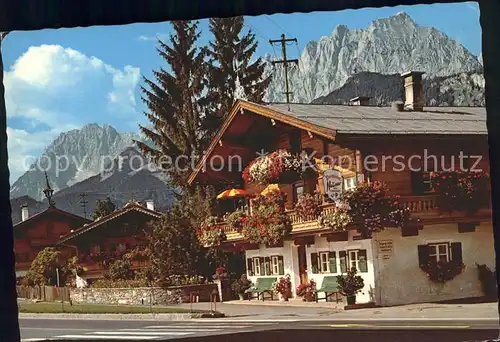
left=313, top=276, right=342, bottom=303
left=245, top=277, right=277, bottom=301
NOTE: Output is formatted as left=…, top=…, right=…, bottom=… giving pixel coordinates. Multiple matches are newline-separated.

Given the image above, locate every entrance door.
left=298, top=245, right=308, bottom=284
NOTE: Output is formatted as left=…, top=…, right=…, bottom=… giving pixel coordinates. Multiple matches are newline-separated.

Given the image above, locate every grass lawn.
left=18, top=301, right=206, bottom=314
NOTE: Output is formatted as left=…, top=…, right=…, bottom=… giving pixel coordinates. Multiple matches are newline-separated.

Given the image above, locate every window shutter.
left=451, top=242, right=463, bottom=265
left=411, top=171, right=424, bottom=195
left=310, top=253, right=319, bottom=273
left=358, top=250, right=368, bottom=273
left=339, top=251, right=347, bottom=273
left=278, top=256, right=285, bottom=275
left=417, top=245, right=430, bottom=268
left=264, top=257, right=271, bottom=276
left=247, top=258, right=253, bottom=276
left=328, top=252, right=337, bottom=274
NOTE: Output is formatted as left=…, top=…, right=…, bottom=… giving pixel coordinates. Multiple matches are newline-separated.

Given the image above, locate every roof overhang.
left=57, top=204, right=163, bottom=244
left=14, top=207, right=91, bottom=229
left=187, top=100, right=337, bottom=185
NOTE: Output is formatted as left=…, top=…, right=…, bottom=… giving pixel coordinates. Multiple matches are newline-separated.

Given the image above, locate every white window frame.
left=422, top=170, right=434, bottom=193
left=348, top=249, right=359, bottom=271
left=428, top=243, right=450, bottom=263
left=271, top=256, right=280, bottom=275
left=252, top=257, right=261, bottom=276
left=319, top=252, right=329, bottom=273
left=343, top=177, right=356, bottom=191
left=118, top=243, right=127, bottom=253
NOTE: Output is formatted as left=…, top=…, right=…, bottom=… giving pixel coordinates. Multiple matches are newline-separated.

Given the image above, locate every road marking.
left=311, top=324, right=471, bottom=329
left=189, top=319, right=296, bottom=323
left=56, top=336, right=158, bottom=340
left=123, top=328, right=221, bottom=332
left=143, top=325, right=251, bottom=329
left=95, top=331, right=193, bottom=336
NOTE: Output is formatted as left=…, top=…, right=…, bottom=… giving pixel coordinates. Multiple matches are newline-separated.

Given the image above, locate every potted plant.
left=337, top=267, right=365, bottom=305
left=272, top=274, right=292, bottom=301
left=242, top=149, right=303, bottom=184
left=231, top=274, right=252, bottom=300
left=295, top=280, right=316, bottom=302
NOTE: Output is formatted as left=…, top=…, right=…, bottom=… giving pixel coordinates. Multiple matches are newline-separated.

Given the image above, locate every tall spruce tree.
left=205, top=16, right=271, bottom=132
left=135, top=20, right=212, bottom=188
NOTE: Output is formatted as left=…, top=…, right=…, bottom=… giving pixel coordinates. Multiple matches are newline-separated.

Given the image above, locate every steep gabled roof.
left=57, top=202, right=163, bottom=244
left=14, top=206, right=91, bottom=229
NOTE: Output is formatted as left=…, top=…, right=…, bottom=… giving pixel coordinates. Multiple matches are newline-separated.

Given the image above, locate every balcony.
left=215, top=194, right=491, bottom=243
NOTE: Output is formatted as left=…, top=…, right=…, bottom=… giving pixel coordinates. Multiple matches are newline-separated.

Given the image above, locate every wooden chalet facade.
left=14, top=203, right=91, bottom=278
left=188, top=71, right=494, bottom=306
left=57, top=201, right=162, bottom=281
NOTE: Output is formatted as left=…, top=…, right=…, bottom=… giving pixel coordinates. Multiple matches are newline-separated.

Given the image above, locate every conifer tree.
left=205, top=16, right=271, bottom=132
left=135, top=20, right=212, bottom=188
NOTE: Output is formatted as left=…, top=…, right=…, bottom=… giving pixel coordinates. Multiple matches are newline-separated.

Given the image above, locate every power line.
left=269, top=34, right=299, bottom=106
left=264, top=15, right=293, bottom=38
left=79, top=192, right=88, bottom=219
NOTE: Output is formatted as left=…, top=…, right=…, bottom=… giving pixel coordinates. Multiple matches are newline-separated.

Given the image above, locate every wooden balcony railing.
left=398, top=194, right=437, bottom=213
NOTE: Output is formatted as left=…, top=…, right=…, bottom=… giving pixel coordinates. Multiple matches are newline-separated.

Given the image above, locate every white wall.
left=245, top=241, right=299, bottom=298
left=374, top=223, right=495, bottom=306
left=306, top=231, right=376, bottom=304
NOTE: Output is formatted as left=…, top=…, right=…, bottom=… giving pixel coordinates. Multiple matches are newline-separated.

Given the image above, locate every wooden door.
left=298, top=245, right=308, bottom=284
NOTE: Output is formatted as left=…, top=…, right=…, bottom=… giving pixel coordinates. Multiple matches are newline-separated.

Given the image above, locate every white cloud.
left=137, top=33, right=169, bottom=42
left=4, top=44, right=142, bottom=182
left=138, top=35, right=156, bottom=41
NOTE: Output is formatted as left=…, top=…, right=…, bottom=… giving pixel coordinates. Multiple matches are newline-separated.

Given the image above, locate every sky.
left=3, top=2, right=481, bottom=182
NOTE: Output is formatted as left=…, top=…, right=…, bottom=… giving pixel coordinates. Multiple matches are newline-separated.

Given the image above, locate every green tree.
left=148, top=204, right=203, bottom=286
left=92, top=197, right=116, bottom=220
left=135, top=20, right=213, bottom=188
left=205, top=16, right=271, bottom=132
left=25, top=248, right=62, bottom=286
left=105, top=259, right=134, bottom=281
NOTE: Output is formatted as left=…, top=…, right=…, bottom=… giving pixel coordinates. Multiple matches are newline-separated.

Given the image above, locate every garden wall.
left=70, top=284, right=218, bottom=305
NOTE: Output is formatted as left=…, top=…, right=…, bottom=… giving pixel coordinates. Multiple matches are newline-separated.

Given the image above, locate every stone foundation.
left=70, top=284, right=218, bottom=306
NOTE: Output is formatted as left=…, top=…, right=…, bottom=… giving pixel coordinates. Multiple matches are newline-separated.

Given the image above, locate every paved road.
left=20, top=318, right=500, bottom=341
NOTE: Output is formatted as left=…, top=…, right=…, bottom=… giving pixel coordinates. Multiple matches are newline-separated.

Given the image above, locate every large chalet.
left=188, top=71, right=494, bottom=306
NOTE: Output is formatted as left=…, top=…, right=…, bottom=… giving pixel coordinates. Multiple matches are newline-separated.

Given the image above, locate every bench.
left=245, top=277, right=277, bottom=301
left=313, top=276, right=342, bottom=303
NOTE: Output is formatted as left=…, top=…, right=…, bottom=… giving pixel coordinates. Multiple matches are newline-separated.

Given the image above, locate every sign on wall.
left=378, top=240, right=393, bottom=260
left=323, top=169, right=343, bottom=202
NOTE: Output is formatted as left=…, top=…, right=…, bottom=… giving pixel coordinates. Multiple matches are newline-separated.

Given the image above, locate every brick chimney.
left=402, top=71, right=425, bottom=111
left=21, top=203, right=29, bottom=221
left=146, top=199, right=155, bottom=211
left=349, top=96, right=371, bottom=106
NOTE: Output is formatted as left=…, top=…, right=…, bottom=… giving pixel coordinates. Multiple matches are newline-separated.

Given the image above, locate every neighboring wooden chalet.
left=14, top=175, right=91, bottom=277
left=57, top=200, right=162, bottom=280
left=188, top=71, right=494, bottom=306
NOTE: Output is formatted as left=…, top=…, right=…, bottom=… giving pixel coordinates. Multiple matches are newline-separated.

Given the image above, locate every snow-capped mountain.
left=265, top=12, right=482, bottom=103
left=10, top=124, right=144, bottom=201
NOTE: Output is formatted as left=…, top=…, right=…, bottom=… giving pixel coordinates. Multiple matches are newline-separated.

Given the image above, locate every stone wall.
left=70, top=284, right=218, bottom=306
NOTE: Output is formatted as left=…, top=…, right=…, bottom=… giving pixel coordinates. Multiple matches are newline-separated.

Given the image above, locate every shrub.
left=337, top=267, right=364, bottom=297
left=318, top=207, right=352, bottom=231
left=419, top=260, right=465, bottom=283
left=294, top=193, right=322, bottom=219
left=272, top=275, right=292, bottom=298
left=231, top=275, right=252, bottom=294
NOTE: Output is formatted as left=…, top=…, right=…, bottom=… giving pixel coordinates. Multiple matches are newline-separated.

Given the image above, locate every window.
left=271, top=256, right=280, bottom=275
left=117, top=243, right=127, bottom=253
left=253, top=257, right=261, bottom=276
left=428, top=243, right=450, bottom=263
left=319, top=252, right=329, bottom=273
left=346, top=249, right=368, bottom=273
left=293, top=181, right=305, bottom=203
left=418, top=242, right=462, bottom=268
left=289, top=130, right=302, bottom=154
left=343, top=177, right=356, bottom=191
left=411, top=170, right=434, bottom=195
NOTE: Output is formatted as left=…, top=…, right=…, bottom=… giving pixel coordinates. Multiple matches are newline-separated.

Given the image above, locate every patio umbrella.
left=260, top=184, right=281, bottom=196
left=216, top=188, right=247, bottom=199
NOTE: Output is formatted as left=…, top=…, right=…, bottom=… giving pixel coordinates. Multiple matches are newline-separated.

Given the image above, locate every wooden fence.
left=17, top=285, right=70, bottom=302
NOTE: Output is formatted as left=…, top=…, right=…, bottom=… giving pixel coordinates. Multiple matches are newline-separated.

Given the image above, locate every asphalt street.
left=20, top=318, right=500, bottom=341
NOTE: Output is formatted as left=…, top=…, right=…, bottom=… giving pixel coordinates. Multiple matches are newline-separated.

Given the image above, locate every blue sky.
left=3, top=2, right=481, bottom=181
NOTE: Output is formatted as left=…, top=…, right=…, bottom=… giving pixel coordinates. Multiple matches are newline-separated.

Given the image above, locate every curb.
left=18, top=312, right=216, bottom=320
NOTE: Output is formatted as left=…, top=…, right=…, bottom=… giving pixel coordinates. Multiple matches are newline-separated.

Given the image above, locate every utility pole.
left=79, top=193, right=88, bottom=219
left=269, top=34, right=299, bottom=105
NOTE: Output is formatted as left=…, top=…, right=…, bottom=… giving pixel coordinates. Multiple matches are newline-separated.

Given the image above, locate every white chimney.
left=21, top=204, right=29, bottom=221
left=402, top=71, right=425, bottom=111
left=146, top=200, right=155, bottom=211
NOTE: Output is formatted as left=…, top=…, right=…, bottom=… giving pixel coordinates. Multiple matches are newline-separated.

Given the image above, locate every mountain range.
left=264, top=12, right=483, bottom=103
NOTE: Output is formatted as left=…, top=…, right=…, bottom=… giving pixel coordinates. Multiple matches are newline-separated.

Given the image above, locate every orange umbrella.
left=216, top=188, right=248, bottom=199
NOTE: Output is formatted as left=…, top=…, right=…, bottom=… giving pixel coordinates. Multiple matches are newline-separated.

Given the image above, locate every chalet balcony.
left=215, top=194, right=492, bottom=243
